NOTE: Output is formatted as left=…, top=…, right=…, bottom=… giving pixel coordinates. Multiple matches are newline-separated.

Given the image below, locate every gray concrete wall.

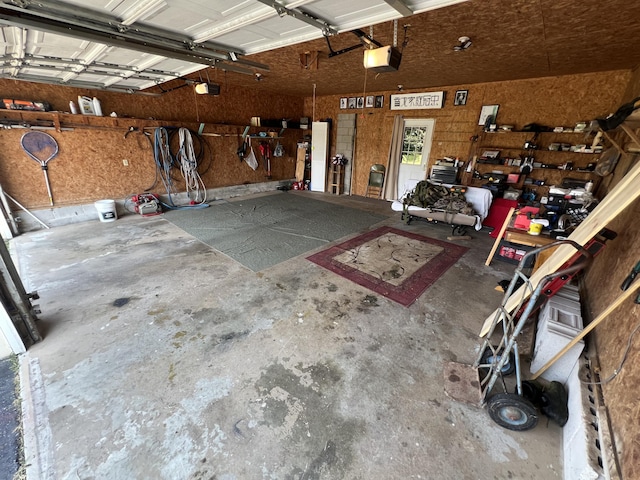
left=335, top=114, right=357, bottom=195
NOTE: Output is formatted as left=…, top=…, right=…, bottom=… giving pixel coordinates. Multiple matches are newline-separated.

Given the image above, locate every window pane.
left=400, top=126, right=427, bottom=164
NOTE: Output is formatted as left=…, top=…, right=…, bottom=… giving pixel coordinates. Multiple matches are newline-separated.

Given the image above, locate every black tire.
left=487, top=393, right=539, bottom=431
left=480, top=347, right=515, bottom=376
left=453, top=225, right=468, bottom=236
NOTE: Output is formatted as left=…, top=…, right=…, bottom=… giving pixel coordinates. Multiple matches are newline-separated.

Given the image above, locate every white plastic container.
left=69, top=101, right=78, bottom=114
left=94, top=200, right=117, bottom=222
left=78, top=96, right=95, bottom=115
left=92, top=97, right=103, bottom=116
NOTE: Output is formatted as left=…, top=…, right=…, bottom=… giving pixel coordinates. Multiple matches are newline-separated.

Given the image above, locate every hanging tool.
left=20, top=131, right=59, bottom=206
left=124, top=126, right=139, bottom=138
left=259, top=140, right=272, bottom=178
left=621, top=260, right=640, bottom=292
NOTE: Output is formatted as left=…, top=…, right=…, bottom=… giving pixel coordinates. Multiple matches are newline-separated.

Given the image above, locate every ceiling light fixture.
left=362, top=21, right=406, bottom=72
left=454, top=36, right=472, bottom=51
left=363, top=46, right=402, bottom=72
left=194, top=82, right=220, bottom=95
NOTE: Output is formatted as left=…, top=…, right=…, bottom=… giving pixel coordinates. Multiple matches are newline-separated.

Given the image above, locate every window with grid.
left=401, top=126, right=426, bottom=165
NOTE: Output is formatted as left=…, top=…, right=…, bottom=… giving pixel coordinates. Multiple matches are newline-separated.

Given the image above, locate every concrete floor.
left=13, top=192, right=562, bottom=480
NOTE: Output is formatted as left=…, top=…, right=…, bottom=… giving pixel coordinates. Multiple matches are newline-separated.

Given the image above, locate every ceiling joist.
left=0, top=72, right=161, bottom=94
left=383, top=0, right=414, bottom=17
left=256, top=0, right=338, bottom=36
left=11, top=54, right=181, bottom=77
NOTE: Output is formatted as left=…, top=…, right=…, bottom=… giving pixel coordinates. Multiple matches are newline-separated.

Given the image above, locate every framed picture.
left=356, top=96, right=364, bottom=108
left=365, top=95, right=374, bottom=108
left=347, top=97, right=356, bottom=109
left=478, top=104, right=499, bottom=125
left=374, top=95, right=384, bottom=108
left=454, top=90, right=468, bottom=106
left=340, top=97, right=347, bottom=109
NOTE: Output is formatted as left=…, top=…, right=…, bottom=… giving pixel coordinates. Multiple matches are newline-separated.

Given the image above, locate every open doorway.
left=397, top=119, right=435, bottom=194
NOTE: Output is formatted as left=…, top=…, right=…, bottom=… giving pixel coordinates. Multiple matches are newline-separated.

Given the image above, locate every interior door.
left=310, top=121, right=329, bottom=191
left=397, top=119, right=435, bottom=194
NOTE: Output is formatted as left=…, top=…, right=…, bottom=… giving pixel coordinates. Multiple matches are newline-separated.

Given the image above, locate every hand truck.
left=473, top=240, right=592, bottom=430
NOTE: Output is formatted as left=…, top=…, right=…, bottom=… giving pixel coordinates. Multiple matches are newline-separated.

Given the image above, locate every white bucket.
left=95, top=199, right=117, bottom=222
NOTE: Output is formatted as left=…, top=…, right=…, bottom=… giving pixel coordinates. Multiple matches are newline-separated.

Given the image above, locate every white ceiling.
left=0, top=0, right=467, bottom=93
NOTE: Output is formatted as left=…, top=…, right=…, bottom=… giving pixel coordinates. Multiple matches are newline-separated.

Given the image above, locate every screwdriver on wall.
left=620, top=260, right=640, bottom=303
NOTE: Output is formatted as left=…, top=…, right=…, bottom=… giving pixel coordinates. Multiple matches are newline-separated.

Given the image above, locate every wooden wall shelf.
left=464, top=125, right=601, bottom=194
left=0, top=109, right=253, bottom=134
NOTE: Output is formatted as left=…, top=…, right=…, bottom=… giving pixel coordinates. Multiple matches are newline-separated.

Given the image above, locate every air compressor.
left=131, top=193, right=162, bottom=216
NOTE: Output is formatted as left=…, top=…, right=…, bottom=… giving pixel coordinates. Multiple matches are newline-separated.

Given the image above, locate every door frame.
left=397, top=118, right=435, bottom=194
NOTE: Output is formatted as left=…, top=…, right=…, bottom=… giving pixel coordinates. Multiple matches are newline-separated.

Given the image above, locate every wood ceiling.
left=1, top=0, right=639, bottom=97
left=200, top=0, right=640, bottom=97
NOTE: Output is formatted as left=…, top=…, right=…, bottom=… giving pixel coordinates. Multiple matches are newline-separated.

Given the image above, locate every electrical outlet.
left=122, top=159, right=129, bottom=166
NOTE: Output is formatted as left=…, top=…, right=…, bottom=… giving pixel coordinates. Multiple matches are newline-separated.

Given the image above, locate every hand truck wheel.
left=486, top=393, right=538, bottom=431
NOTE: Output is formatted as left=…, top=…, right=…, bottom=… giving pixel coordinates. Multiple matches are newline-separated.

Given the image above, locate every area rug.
left=163, top=193, right=386, bottom=271
left=307, top=226, right=468, bottom=306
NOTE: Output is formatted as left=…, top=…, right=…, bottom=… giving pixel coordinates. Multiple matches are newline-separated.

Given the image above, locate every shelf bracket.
left=52, top=113, right=61, bottom=132
left=600, top=129, right=631, bottom=159
left=620, top=123, right=640, bottom=148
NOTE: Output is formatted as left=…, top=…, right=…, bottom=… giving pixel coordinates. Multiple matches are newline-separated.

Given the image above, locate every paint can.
left=529, top=222, right=543, bottom=235
left=94, top=199, right=117, bottom=222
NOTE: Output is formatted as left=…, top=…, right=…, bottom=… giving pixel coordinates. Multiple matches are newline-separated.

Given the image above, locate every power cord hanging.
left=588, top=321, right=640, bottom=385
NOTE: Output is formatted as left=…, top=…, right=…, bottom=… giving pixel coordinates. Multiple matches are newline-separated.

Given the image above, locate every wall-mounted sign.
left=390, top=91, right=445, bottom=110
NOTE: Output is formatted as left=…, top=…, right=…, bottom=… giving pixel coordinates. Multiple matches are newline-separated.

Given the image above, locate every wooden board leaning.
left=480, top=158, right=640, bottom=337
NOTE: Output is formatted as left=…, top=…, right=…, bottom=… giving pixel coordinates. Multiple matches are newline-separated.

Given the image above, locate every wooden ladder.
left=328, top=164, right=344, bottom=195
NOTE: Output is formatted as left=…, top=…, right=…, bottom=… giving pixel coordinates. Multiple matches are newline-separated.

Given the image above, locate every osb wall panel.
left=0, top=79, right=304, bottom=207
left=584, top=66, right=640, bottom=480
left=0, top=78, right=303, bottom=125
left=583, top=197, right=640, bottom=480
left=0, top=125, right=300, bottom=207
left=622, top=65, right=640, bottom=102
left=304, top=70, right=629, bottom=196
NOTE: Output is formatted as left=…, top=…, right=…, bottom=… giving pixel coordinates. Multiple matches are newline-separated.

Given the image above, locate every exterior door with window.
left=397, top=119, right=435, bottom=194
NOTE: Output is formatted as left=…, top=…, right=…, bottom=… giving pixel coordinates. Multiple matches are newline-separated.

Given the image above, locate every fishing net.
left=20, top=131, right=59, bottom=163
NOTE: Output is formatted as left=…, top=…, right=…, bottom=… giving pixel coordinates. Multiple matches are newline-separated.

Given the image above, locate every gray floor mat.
left=163, top=193, right=386, bottom=271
